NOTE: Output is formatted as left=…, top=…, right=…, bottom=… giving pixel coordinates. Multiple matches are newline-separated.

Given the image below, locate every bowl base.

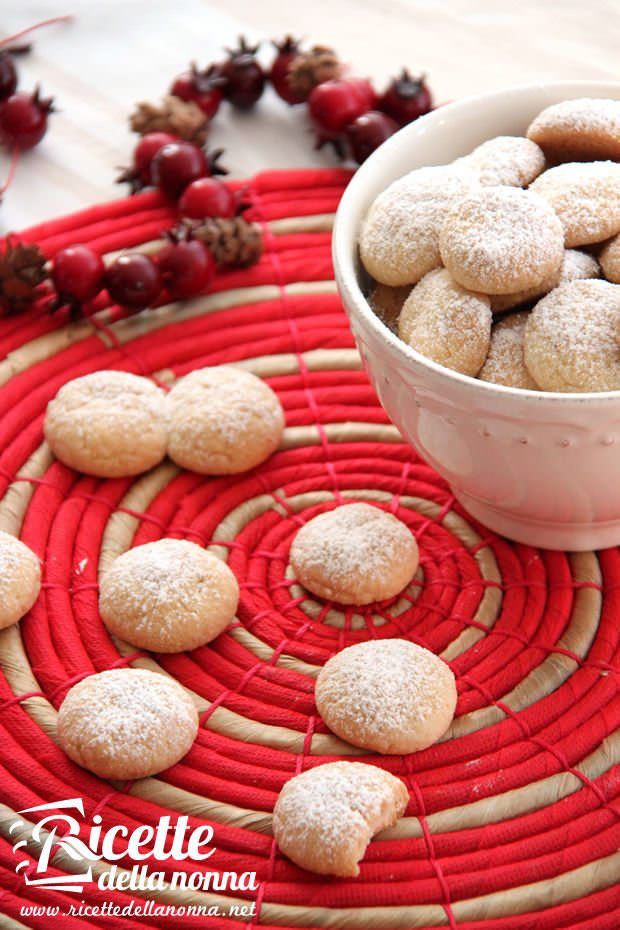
left=453, top=489, right=620, bottom=552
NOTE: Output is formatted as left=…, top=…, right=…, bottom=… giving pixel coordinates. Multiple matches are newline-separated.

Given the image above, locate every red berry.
left=269, top=36, right=304, bottom=105
left=379, top=71, right=432, bottom=126
left=346, top=111, right=399, bottom=164
left=347, top=78, right=377, bottom=112
left=52, top=245, right=105, bottom=303
left=221, top=37, right=265, bottom=110
left=105, top=254, right=162, bottom=310
left=151, top=141, right=208, bottom=199
left=170, top=64, right=225, bottom=119
left=134, top=132, right=179, bottom=185
left=0, top=86, right=54, bottom=150
left=178, top=177, right=236, bottom=219
left=308, top=79, right=371, bottom=134
left=158, top=236, right=216, bottom=299
left=0, top=52, right=17, bottom=101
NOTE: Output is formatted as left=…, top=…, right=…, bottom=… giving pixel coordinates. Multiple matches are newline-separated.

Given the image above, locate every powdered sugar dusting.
left=273, top=761, right=408, bottom=876
left=527, top=98, right=620, bottom=158
left=315, top=639, right=457, bottom=753
left=466, top=136, right=546, bottom=187
left=524, top=279, right=620, bottom=392
left=529, top=161, right=620, bottom=247
left=439, top=187, right=564, bottom=295
left=0, top=530, right=40, bottom=627
left=479, top=312, right=538, bottom=390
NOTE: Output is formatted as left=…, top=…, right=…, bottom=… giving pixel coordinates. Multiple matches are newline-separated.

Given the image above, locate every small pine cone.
left=129, top=95, right=209, bottom=145
left=193, top=217, right=263, bottom=268
left=0, top=239, right=48, bottom=315
left=287, top=45, right=342, bottom=101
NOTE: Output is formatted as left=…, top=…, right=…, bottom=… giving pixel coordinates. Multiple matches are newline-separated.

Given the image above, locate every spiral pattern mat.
left=0, top=168, right=619, bottom=929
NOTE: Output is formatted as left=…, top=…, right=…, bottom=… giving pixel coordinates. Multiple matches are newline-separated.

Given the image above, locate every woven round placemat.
left=0, top=168, right=618, bottom=929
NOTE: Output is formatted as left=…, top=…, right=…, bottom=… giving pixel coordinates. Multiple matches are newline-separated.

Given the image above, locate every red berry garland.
left=0, top=32, right=433, bottom=320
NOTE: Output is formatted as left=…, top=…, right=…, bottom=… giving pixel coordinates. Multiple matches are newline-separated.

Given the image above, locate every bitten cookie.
left=273, top=761, right=408, bottom=877
left=439, top=187, right=564, bottom=294
left=489, top=248, right=600, bottom=313
left=600, top=234, right=620, bottom=284
left=359, top=165, right=479, bottom=286
left=290, top=502, right=418, bottom=605
left=466, top=135, right=545, bottom=187
left=526, top=97, right=620, bottom=163
left=166, top=366, right=285, bottom=475
left=479, top=312, right=539, bottom=390
left=44, top=371, right=167, bottom=478
left=57, top=668, right=199, bottom=780
left=99, top=539, right=239, bottom=653
left=524, top=280, right=620, bottom=392
left=398, top=268, right=491, bottom=375
left=0, top=531, right=40, bottom=629
left=315, top=639, right=457, bottom=754
left=529, top=161, right=620, bottom=247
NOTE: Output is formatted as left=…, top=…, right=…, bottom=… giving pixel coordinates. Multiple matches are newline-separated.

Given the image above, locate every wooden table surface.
left=1, top=0, right=618, bottom=232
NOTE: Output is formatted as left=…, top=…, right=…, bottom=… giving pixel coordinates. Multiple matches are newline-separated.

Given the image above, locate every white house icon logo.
left=9, top=798, right=99, bottom=893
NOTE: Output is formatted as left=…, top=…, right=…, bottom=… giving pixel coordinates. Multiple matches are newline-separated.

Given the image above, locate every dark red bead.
left=105, top=254, right=162, bottom=310
left=221, top=39, right=265, bottom=110
left=0, top=88, right=53, bottom=149
left=151, top=142, right=208, bottom=199
left=158, top=239, right=216, bottom=299
left=133, top=132, right=179, bottom=185
left=379, top=71, right=433, bottom=126
left=52, top=245, right=105, bottom=302
left=0, top=52, right=17, bottom=101
left=346, top=111, right=399, bottom=164
left=178, top=178, right=236, bottom=219
left=269, top=37, right=304, bottom=105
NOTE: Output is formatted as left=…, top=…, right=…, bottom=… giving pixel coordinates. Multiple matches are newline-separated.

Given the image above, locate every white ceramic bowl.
left=333, top=81, right=620, bottom=551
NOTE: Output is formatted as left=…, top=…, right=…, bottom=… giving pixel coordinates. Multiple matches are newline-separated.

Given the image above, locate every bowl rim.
left=332, top=79, right=620, bottom=405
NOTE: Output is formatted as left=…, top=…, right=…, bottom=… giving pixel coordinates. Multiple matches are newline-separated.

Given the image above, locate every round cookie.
left=439, top=186, right=564, bottom=295
left=398, top=268, right=491, bottom=376
left=466, top=135, right=546, bottom=187
left=165, top=366, right=285, bottom=475
left=529, top=161, right=620, bottom=247
left=490, top=248, right=600, bottom=313
left=290, top=502, right=418, bottom=606
left=359, top=165, right=480, bottom=286
left=368, top=283, right=411, bottom=333
left=44, top=371, right=167, bottom=478
left=0, top=531, right=40, bottom=629
left=315, top=639, right=457, bottom=754
left=600, top=234, right=620, bottom=284
left=479, top=312, right=539, bottom=390
left=524, top=279, right=620, bottom=392
left=57, top=668, right=198, bottom=780
left=526, top=97, right=620, bottom=163
left=273, top=761, right=408, bottom=877
left=99, top=539, right=239, bottom=653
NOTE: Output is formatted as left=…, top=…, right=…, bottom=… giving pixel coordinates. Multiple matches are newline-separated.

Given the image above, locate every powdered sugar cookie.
left=529, top=161, right=620, bottom=247
left=526, top=98, right=620, bottom=163
left=368, top=283, right=411, bottom=333
left=99, top=539, right=239, bottom=653
left=398, top=268, right=491, bottom=376
left=57, top=668, right=198, bottom=780
left=524, top=280, right=620, bottom=392
left=273, top=761, right=408, bottom=877
left=290, top=502, right=418, bottom=605
left=479, top=312, right=538, bottom=390
left=600, top=234, right=620, bottom=284
left=315, top=639, right=457, bottom=754
left=359, top=165, right=479, bottom=286
left=439, top=187, right=564, bottom=295
left=44, top=371, right=167, bottom=478
left=0, top=531, right=40, bottom=629
left=166, top=366, right=284, bottom=475
left=467, top=135, right=545, bottom=187
left=490, top=248, right=600, bottom=313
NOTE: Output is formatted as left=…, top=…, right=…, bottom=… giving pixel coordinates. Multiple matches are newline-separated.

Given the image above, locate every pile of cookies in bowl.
left=360, top=97, right=620, bottom=393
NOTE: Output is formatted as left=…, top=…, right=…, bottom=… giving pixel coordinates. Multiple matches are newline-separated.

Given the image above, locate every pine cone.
left=193, top=217, right=263, bottom=268
left=0, top=239, right=48, bottom=315
left=287, top=45, right=342, bottom=101
left=129, top=95, right=209, bottom=145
